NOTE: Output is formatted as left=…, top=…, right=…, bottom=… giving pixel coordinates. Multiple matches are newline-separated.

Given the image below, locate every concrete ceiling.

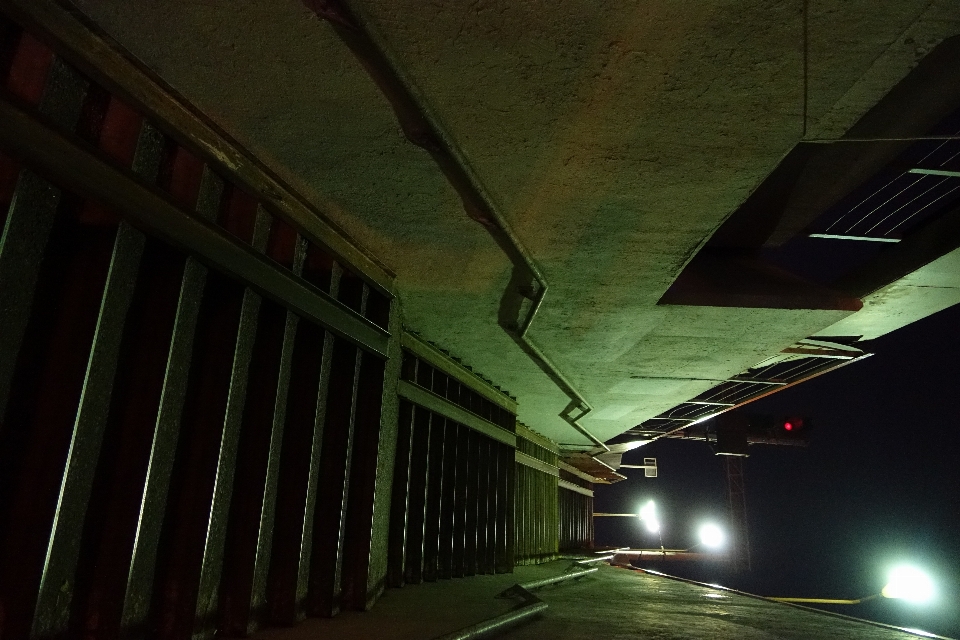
left=72, top=0, right=960, bottom=444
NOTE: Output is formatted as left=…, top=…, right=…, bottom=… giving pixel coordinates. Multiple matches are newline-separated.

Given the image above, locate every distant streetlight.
left=593, top=500, right=663, bottom=548
left=697, top=523, right=725, bottom=549
left=881, top=566, right=935, bottom=603
left=639, top=500, right=659, bottom=533
left=768, top=565, right=935, bottom=605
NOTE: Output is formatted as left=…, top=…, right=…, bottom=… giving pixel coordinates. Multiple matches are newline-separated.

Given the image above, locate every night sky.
left=594, top=303, right=960, bottom=638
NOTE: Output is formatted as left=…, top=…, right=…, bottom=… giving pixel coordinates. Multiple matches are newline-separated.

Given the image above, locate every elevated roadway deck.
left=255, top=561, right=947, bottom=640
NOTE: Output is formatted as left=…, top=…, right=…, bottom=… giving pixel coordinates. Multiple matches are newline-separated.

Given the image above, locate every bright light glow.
left=784, top=422, right=793, bottom=431
left=638, top=500, right=659, bottom=533
left=901, top=628, right=937, bottom=638
left=698, top=523, right=725, bottom=549
left=881, top=566, right=935, bottom=603
left=639, top=500, right=656, bottom=521
left=704, top=593, right=727, bottom=599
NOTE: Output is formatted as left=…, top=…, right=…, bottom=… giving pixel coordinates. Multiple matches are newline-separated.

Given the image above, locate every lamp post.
left=594, top=501, right=665, bottom=553
left=594, top=509, right=730, bottom=559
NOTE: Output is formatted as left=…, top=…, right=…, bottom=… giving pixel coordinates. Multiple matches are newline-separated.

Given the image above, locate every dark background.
left=594, top=303, right=960, bottom=638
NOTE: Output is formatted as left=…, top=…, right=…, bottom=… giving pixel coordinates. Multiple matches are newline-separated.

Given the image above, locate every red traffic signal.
left=782, top=417, right=804, bottom=432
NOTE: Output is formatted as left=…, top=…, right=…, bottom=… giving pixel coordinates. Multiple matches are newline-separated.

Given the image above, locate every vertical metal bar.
left=552, top=475, right=559, bottom=558
left=525, top=465, right=532, bottom=564
left=356, top=308, right=398, bottom=608
left=561, top=491, right=587, bottom=551
left=486, top=440, right=499, bottom=573
left=559, top=488, right=564, bottom=551
left=0, top=60, right=119, bottom=639
left=571, top=492, right=576, bottom=549
left=451, top=424, right=469, bottom=578
left=269, top=239, right=338, bottom=625
left=64, top=234, right=186, bottom=640
left=306, top=334, right=361, bottom=617
left=587, top=485, right=596, bottom=549
left=340, top=351, right=387, bottom=610
left=192, top=209, right=271, bottom=638
left=0, top=171, right=59, bottom=417
left=210, top=293, right=285, bottom=636
left=296, top=328, right=336, bottom=613
left=500, top=443, right=515, bottom=572
left=526, top=463, right=533, bottom=564
left=536, top=469, right=543, bottom=560
left=387, top=401, right=415, bottom=588
left=0, top=198, right=118, bottom=634
left=534, top=463, right=540, bottom=561
left=494, top=443, right=508, bottom=572
left=571, top=494, right=587, bottom=549
left=297, top=263, right=342, bottom=617
left=537, top=468, right=543, bottom=560
left=516, top=440, right=523, bottom=564
left=475, top=438, right=490, bottom=574
left=575, top=492, right=580, bottom=549
left=437, top=421, right=458, bottom=580
left=514, top=464, right=522, bottom=565
left=559, top=489, right=565, bottom=550
left=150, top=261, right=245, bottom=640
left=524, top=463, right=530, bottom=565
left=403, top=408, right=431, bottom=584
left=545, top=472, right=552, bottom=559
left=574, top=492, right=579, bottom=549
left=544, top=470, right=550, bottom=560
left=0, top=57, right=87, bottom=420
left=120, top=166, right=221, bottom=636
left=421, top=414, right=445, bottom=582
left=464, top=431, right=479, bottom=576
left=247, top=240, right=306, bottom=632
left=529, top=465, right=535, bottom=562
left=542, top=472, right=548, bottom=560
left=30, top=221, right=145, bottom=638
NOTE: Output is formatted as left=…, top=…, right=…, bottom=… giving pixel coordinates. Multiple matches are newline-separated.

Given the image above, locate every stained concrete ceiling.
left=71, top=0, right=960, bottom=444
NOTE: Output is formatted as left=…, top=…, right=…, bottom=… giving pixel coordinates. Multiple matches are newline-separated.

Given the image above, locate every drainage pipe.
left=434, top=567, right=598, bottom=640
left=432, top=600, right=548, bottom=640
left=306, top=0, right=608, bottom=451
left=517, top=566, right=598, bottom=591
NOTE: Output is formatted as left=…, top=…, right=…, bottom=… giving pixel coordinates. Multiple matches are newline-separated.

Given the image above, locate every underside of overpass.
left=0, top=0, right=958, bottom=638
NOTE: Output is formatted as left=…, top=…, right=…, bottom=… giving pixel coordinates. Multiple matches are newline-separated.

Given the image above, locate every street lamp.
left=768, top=565, right=935, bottom=605
left=639, top=500, right=659, bottom=533
left=593, top=500, right=664, bottom=550
left=697, top=523, right=725, bottom=549
left=880, top=566, right=935, bottom=603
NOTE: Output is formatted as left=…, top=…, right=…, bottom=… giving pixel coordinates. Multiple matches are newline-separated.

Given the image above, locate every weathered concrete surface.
left=252, top=561, right=937, bottom=640
left=816, top=247, right=960, bottom=342
left=70, top=0, right=960, bottom=443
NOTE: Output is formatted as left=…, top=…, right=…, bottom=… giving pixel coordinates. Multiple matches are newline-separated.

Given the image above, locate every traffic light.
left=710, top=413, right=812, bottom=455
left=747, top=414, right=811, bottom=444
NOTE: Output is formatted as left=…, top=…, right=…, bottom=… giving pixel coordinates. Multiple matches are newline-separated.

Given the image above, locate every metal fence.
left=388, top=342, right=518, bottom=585
left=0, top=14, right=394, bottom=640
